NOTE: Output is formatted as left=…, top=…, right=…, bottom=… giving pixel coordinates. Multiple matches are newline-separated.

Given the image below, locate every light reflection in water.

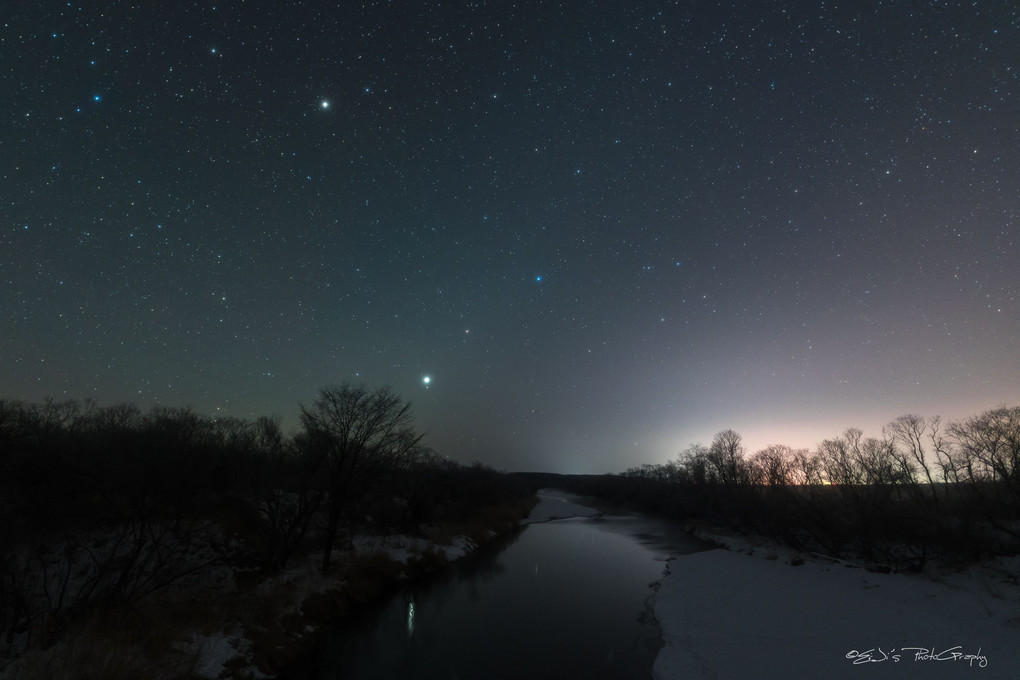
left=293, top=493, right=710, bottom=680
left=406, top=596, right=415, bottom=637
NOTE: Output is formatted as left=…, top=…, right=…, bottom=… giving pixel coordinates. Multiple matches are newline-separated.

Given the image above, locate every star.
left=4, top=0, right=1015, bottom=477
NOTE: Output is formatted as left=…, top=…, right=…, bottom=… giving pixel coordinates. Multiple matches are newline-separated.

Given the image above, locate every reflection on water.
left=288, top=491, right=708, bottom=680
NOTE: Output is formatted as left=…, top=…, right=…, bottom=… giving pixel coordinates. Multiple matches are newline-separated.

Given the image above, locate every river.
left=283, top=489, right=709, bottom=679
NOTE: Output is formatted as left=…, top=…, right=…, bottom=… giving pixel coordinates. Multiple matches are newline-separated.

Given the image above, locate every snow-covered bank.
left=519, top=490, right=1020, bottom=678
left=653, top=543, right=1020, bottom=679
left=0, top=497, right=537, bottom=680
left=187, top=498, right=536, bottom=679
left=521, top=489, right=602, bottom=523
left=184, top=531, right=486, bottom=680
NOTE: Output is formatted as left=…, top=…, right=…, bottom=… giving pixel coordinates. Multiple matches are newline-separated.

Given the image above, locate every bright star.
left=320, top=100, right=330, bottom=110
left=422, top=375, right=431, bottom=388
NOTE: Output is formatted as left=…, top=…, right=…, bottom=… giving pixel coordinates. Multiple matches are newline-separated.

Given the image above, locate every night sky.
left=4, top=2, right=1018, bottom=473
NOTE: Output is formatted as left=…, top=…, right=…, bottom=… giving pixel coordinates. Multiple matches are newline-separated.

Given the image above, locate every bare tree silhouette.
left=299, top=383, right=424, bottom=573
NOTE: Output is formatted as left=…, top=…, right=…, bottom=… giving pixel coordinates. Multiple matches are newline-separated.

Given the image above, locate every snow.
left=652, top=545, right=1020, bottom=679
left=521, top=489, right=601, bottom=523
left=441, top=535, right=478, bottom=560
left=351, top=533, right=478, bottom=563
left=190, top=631, right=248, bottom=680
left=353, top=533, right=433, bottom=564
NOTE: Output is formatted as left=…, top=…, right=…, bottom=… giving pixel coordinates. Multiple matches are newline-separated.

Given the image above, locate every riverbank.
left=519, top=489, right=601, bottom=523
left=652, top=524, right=1020, bottom=679
left=0, top=495, right=538, bottom=680
left=210, top=494, right=540, bottom=679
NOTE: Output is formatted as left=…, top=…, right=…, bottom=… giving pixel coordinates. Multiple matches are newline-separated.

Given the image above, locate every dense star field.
left=3, top=1, right=1018, bottom=471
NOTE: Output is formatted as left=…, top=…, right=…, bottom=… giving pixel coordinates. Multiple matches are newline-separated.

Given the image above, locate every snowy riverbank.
left=169, top=492, right=1020, bottom=679
left=0, top=497, right=537, bottom=680
left=188, top=534, right=491, bottom=679
left=522, top=490, right=1020, bottom=679
left=196, top=497, right=537, bottom=679
left=520, top=489, right=602, bottom=523
left=652, top=529, right=1020, bottom=679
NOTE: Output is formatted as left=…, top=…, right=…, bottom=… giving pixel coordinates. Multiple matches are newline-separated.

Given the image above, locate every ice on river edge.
left=520, top=489, right=602, bottom=524
left=523, top=490, right=1020, bottom=679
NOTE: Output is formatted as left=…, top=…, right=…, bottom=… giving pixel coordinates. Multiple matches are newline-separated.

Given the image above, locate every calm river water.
left=286, top=490, right=708, bottom=679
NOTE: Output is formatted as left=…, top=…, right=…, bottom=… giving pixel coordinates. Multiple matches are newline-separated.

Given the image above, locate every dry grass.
left=427, top=495, right=538, bottom=545
left=4, top=600, right=207, bottom=680
left=2, top=578, right=293, bottom=680
left=7, top=642, right=158, bottom=680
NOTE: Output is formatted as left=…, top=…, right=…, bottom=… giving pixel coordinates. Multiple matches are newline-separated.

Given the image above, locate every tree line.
left=561, top=407, right=1020, bottom=572
left=0, top=384, right=531, bottom=658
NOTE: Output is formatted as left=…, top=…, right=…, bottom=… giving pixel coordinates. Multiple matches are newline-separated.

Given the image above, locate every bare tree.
left=886, top=414, right=941, bottom=513
left=819, top=431, right=858, bottom=485
left=924, top=416, right=962, bottom=485
left=950, top=407, right=1020, bottom=484
left=675, top=443, right=711, bottom=485
left=790, top=448, right=823, bottom=485
left=858, top=433, right=914, bottom=486
left=707, top=430, right=746, bottom=487
left=949, top=407, right=1020, bottom=539
left=748, top=445, right=795, bottom=486
left=300, top=383, right=424, bottom=573
left=818, top=428, right=909, bottom=486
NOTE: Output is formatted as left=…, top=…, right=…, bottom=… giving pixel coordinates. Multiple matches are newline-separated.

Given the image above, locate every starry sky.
left=3, top=1, right=1018, bottom=473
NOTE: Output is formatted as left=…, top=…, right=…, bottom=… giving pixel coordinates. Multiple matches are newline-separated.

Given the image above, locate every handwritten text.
left=846, top=646, right=987, bottom=668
